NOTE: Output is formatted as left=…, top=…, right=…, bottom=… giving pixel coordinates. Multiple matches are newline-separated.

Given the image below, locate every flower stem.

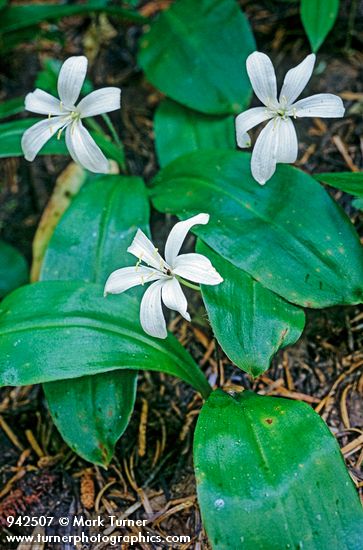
left=177, top=277, right=201, bottom=292
left=101, top=113, right=123, bottom=149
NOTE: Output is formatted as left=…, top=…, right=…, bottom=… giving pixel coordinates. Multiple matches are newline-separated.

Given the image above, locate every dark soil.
left=0, top=1, right=362, bottom=549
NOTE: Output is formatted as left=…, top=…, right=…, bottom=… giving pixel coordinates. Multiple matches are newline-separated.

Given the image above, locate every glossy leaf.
left=155, top=99, right=235, bottom=167
left=0, top=2, right=145, bottom=33
left=41, top=176, right=148, bottom=465
left=138, top=0, right=255, bottom=115
left=314, top=172, right=363, bottom=198
left=194, top=389, right=363, bottom=550
left=0, top=281, right=211, bottom=398
left=0, top=240, right=28, bottom=299
left=41, top=175, right=148, bottom=283
left=198, top=242, right=305, bottom=376
left=46, top=370, right=137, bottom=466
left=150, top=150, right=363, bottom=308
left=301, top=0, right=339, bottom=52
left=0, top=118, right=124, bottom=167
left=31, top=163, right=87, bottom=282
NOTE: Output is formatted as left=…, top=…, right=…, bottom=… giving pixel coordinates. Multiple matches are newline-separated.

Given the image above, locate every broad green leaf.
left=0, top=240, right=28, bottom=299
left=0, top=281, right=211, bottom=398
left=150, top=150, right=363, bottom=308
left=138, top=0, right=255, bottom=115
left=41, top=176, right=149, bottom=465
left=314, top=171, right=363, bottom=198
left=198, top=242, right=305, bottom=376
left=155, top=99, right=235, bottom=167
left=31, top=164, right=88, bottom=282
left=194, top=389, right=363, bottom=550
left=0, top=2, right=145, bottom=33
left=46, top=370, right=137, bottom=466
left=0, top=118, right=124, bottom=167
left=41, top=175, right=147, bottom=283
left=301, top=0, right=339, bottom=52
left=0, top=97, right=24, bottom=120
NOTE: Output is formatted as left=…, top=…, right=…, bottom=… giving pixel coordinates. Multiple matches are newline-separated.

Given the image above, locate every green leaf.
left=0, top=240, right=28, bottom=299
left=314, top=172, right=363, bottom=199
left=301, top=0, right=339, bottom=52
left=198, top=242, right=305, bottom=376
left=41, top=176, right=148, bottom=465
left=150, top=150, right=363, bottom=308
left=0, top=281, right=211, bottom=397
left=155, top=99, right=235, bottom=167
left=0, top=97, right=24, bottom=120
left=45, top=371, right=137, bottom=466
left=0, top=2, right=145, bottom=33
left=0, top=118, right=124, bottom=167
left=138, top=0, right=255, bottom=115
left=194, top=389, right=363, bottom=550
left=41, top=175, right=147, bottom=282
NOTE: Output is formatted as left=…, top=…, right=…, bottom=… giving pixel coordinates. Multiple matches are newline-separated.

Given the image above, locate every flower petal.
left=173, top=253, right=223, bottom=285
left=78, top=87, right=121, bottom=118
left=164, top=213, right=209, bottom=267
left=161, top=278, right=190, bottom=321
left=127, top=229, right=167, bottom=271
left=104, top=265, right=163, bottom=295
left=57, top=56, right=88, bottom=109
left=21, top=116, right=67, bottom=161
left=25, top=89, right=63, bottom=115
left=276, top=118, right=298, bottom=163
left=292, top=94, right=345, bottom=118
left=251, top=118, right=279, bottom=185
left=140, top=280, right=167, bottom=339
left=279, top=54, right=315, bottom=106
left=235, top=107, right=272, bottom=148
left=246, top=52, right=278, bottom=108
left=65, top=121, right=110, bottom=174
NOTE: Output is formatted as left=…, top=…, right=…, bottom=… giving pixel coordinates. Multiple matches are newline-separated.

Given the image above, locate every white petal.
left=127, top=229, right=167, bottom=271
left=251, top=118, right=279, bottom=185
left=291, top=94, right=345, bottom=118
left=78, top=87, right=121, bottom=118
left=173, top=253, right=223, bottom=285
left=104, top=265, right=163, bottom=295
left=161, top=278, right=190, bottom=321
left=246, top=52, right=278, bottom=108
left=65, top=121, right=110, bottom=174
left=57, top=56, right=87, bottom=109
left=164, top=213, right=209, bottom=267
left=25, top=89, right=63, bottom=115
left=279, top=54, right=315, bottom=105
left=235, top=107, right=272, bottom=148
left=21, top=116, right=67, bottom=161
left=140, top=280, right=167, bottom=339
left=276, top=118, right=298, bottom=163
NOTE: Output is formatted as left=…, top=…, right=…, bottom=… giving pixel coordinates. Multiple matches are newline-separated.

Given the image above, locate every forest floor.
left=0, top=1, right=362, bottom=548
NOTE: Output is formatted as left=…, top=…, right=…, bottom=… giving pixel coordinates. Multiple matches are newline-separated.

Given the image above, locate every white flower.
left=236, top=52, right=345, bottom=185
left=104, top=213, right=223, bottom=339
left=21, top=56, right=121, bottom=174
